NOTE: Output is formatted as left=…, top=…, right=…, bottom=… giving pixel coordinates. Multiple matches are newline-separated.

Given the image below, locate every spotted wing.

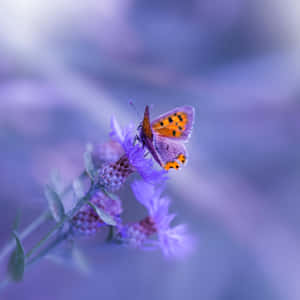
left=154, top=135, right=187, bottom=171
left=151, top=106, right=194, bottom=141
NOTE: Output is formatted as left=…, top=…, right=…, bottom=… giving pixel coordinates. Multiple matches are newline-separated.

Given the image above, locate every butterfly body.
left=140, top=105, right=194, bottom=171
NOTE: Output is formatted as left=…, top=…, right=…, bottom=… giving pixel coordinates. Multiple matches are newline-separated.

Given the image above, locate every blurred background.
left=0, top=0, right=300, bottom=299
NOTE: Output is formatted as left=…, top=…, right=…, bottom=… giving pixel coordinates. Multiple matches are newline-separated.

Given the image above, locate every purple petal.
left=131, top=180, right=155, bottom=211
left=158, top=224, right=195, bottom=259
left=110, top=116, right=124, bottom=143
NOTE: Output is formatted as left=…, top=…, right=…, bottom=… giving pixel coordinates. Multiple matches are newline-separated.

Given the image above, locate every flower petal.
left=159, top=224, right=195, bottom=259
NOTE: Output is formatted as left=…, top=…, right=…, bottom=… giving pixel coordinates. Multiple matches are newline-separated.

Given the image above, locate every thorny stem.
left=0, top=171, right=87, bottom=263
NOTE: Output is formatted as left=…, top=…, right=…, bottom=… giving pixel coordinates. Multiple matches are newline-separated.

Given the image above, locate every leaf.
left=44, top=184, right=65, bottom=222
left=12, top=209, right=21, bottom=232
left=84, top=144, right=96, bottom=180
left=102, top=189, right=120, bottom=202
left=50, top=169, right=64, bottom=195
left=87, top=201, right=116, bottom=226
left=72, top=178, right=85, bottom=199
left=8, top=231, right=25, bottom=282
left=46, top=244, right=90, bottom=276
left=72, top=246, right=90, bottom=275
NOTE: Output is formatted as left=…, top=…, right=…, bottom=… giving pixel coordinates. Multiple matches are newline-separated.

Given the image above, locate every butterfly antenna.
left=128, top=99, right=140, bottom=119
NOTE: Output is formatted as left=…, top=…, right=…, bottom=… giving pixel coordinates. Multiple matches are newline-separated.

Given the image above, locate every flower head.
left=97, top=117, right=166, bottom=192
left=109, top=117, right=167, bottom=184
left=92, top=140, right=124, bottom=168
left=72, top=190, right=122, bottom=235
left=118, top=180, right=194, bottom=258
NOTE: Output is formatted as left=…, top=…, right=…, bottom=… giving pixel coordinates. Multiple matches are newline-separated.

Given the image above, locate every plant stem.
left=0, top=210, right=51, bottom=263
left=27, top=232, right=68, bottom=266
left=0, top=181, right=95, bottom=291
left=25, top=186, right=94, bottom=260
left=0, top=171, right=88, bottom=263
left=106, top=226, right=114, bottom=242
left=0, top=232, right=69, bottom=292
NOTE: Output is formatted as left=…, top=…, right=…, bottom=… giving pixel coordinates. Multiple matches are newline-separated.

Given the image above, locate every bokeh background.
left=0, top=0, right=300, bottom=299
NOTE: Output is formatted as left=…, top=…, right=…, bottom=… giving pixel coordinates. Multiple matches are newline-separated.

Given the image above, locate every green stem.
left=0, top=182, right=95, bottom=291
left=0, top=171, right=88, bottom=263
left=0, top=233, right=68, bottom=292
left=25, top=217, right=66, bottom=259
left=0, top=171, right=96, bottom=294
left=25, top=186, right=93, bottom=260
left=27, top=232, right=68, bottom=266
left=0, top=210, right=51, bottom=263
left=106, top=226, right=114, bottom=242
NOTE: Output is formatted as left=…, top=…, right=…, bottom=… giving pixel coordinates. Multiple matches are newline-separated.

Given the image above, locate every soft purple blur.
left=0, top=1, right=299, bottom=300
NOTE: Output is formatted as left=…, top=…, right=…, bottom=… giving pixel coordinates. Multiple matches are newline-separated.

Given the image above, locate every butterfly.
left=140, top=105, right=195, bottom=171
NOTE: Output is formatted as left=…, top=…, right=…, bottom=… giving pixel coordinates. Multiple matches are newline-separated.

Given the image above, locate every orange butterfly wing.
left=142, top=106, right=153, bottom=141
left=141, top=106, right=194, bottom=171
left=151, top=111, right=189, bottom=138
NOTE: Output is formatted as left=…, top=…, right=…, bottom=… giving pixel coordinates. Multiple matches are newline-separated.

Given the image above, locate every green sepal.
left=72, top=178, right=85, bottom=199
left=84, top=144, right=96, bottom=180
left=87, top=201, right=116, bottom=226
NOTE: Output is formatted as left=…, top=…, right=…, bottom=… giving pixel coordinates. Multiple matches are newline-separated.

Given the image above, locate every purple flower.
left=92, top=140, right=124, bottom=167
left=118, top=180, right=194, bottom=258
left=158, top=224, right=195, bottom=258
left=72, top=190, right=122, bottom=235
left=110, top=116, right=168, bottom=184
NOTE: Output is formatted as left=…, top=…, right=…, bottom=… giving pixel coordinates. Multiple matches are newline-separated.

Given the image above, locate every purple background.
left=0, top=1, right=300, bottom=299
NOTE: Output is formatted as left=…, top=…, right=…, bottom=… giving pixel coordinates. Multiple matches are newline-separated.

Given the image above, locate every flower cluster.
left=117, top=180, right=194, bottom=258
left=71, top=116, right=194, bottom=259
left=72, top=190, right=122, bottom=235
left=98, top=117, right=167, bottom=192
left=1, top=111, right=194, bottom=290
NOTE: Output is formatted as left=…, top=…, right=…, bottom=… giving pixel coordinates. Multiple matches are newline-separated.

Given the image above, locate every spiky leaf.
left=102, top=190, right=120, bottom=202
left=44, top=184, right=65, bottom=222
left=87, top=201, right=116, bottom=226
left=84, top=144, right=96, bottom=180
left=50, top=169, right=64, bottom=195
left=72, top=178, right=85, bottom=199
left=8, top=231, right=25, bottom=282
